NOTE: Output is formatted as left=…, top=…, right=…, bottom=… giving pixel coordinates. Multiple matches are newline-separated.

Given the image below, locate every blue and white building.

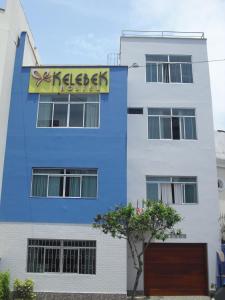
left=0, top=31, right=128, bottom=299
left=0, top=2, right=221, bottom=298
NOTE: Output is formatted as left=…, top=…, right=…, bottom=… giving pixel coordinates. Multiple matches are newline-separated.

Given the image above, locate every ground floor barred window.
left=27, top=239, right=96, bottom=274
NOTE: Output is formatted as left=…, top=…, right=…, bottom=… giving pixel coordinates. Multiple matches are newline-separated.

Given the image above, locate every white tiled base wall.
left=0, top=222, right=127, bottom=294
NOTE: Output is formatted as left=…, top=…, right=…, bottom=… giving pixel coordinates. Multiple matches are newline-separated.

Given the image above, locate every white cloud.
left=129, top=0, right=225, bottom=129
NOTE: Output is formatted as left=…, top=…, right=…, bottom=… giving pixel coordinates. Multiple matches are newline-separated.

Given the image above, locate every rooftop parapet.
left=121, top=30, right=205, bottom=39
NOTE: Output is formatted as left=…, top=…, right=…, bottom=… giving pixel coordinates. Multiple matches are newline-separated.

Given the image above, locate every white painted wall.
left=120, top=36, right=220, bottom=291
left=215, top=131, right=225, bottom=215
left=0, top=0, right=39, bottom=202
left=0, top=222, right=127, bottom=294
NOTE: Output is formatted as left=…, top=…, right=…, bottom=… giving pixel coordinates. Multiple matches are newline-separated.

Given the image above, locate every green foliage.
left=13, top=278, right=36, bottom=300
left=93, top=200, right=182, bottom=299
left=93, top=201, right=182, bottom=242
left=0, top=271, right=10, bottom=300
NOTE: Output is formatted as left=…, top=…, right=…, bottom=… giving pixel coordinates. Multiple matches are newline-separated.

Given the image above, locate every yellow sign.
left=29, top=68, right=110, bottom=94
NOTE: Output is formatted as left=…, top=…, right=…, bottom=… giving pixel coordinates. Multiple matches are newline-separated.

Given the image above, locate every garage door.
left=144, top=243, right=208, bottom=296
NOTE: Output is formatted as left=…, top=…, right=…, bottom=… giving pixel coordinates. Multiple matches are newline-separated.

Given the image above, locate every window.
left=146, top=176, right=198, bottom=204
left=146, top=55, right=193, bottom=83
left=37, top=94, right=99, bottom=128
left=31, top=168, right=97, bottom=198
left=128, top=107, right=143, bottom=115
left=27, top=239, right=96, bottom=274
left=148, top=108, right=197, bottom=140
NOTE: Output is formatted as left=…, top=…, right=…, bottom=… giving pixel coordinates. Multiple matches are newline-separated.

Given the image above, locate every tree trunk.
left=131, top=267, right=142, bottom=300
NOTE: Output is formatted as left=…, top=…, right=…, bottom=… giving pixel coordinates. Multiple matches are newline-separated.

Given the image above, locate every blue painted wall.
left=0, top=32, right=127, bottom=224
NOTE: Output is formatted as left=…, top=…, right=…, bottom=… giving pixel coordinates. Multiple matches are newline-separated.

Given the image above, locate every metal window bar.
left=27, top=239, right=96, bottom=274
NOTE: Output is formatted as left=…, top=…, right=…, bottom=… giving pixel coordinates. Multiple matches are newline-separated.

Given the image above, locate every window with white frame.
left=31, top=168, right=97, bottom=198
left=146, top=176, right=198, bottom=204
left=37, top=94, right=99, bottom=128
left=146, top=55, right=193, bottom=83
left=27, top=239, right=96, bottom=274
left=148, top=108, right=197, bottom=140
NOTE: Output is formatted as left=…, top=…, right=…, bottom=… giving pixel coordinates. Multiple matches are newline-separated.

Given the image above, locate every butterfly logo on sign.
left=32, top=70, right=52, bottom=87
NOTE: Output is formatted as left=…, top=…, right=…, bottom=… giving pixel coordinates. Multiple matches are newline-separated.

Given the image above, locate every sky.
left=20, top=0, right=225, bottom=130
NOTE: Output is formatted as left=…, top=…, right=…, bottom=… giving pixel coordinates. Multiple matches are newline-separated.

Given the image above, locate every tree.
left=93, top=201, right=182, bottom=299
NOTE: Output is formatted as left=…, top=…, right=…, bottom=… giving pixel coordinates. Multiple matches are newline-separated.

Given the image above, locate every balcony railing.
left=121, top=30, right=205, bottom=39
left=107, top=53, right=120, bottom=66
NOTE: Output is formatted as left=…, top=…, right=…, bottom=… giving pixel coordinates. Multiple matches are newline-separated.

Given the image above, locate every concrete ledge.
left=36, top=293, right=127, bottom=300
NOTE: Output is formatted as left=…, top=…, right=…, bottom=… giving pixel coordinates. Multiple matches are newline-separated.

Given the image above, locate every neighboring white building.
left=120, top=31, right=220, bottom=296
left=215, top=130, right=225, bottom=215
left=0, top=0, right=39, bottom=197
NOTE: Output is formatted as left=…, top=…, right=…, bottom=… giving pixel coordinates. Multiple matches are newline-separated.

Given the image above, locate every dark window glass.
left=69, top=104, right=83, bottom=127
left=82, top=176, right=97, bottom=198
left=146, top=183, right=159, bottom=200
left=170, top=63, right=181, bottom=83
left=84, top=103, right=99, bottom=127
left=169, top=55, right=192, bottom=63
left=79, top=248, right=96, bottom=274
left=148, top=108, right=171, bottom=115
left=27, top=246, right=44, bottom=272
left=44, top=248, right=60, bottom=272
left=37, top=103, right=52, bottom=127
left=53, top=104, right=68, bottom=127
left=160, top=117, right=172, bottom=139
left=185, top=117, right=197, bottom=139
left=172, top=177, right=196, bottom=183
left=172, top=117, right=180, bottom=139
left=32, top=175, right=48, bottom=197
left=52, top=95, right=68, bottom=102
left=163, top=63, right=169, bottom=82
left=184, top=184, right=197, bottom=203
left=172, top=108, right=195, bottom=116
left=63, top=249, right=78, bottom=273
left=146, top=55, right=168, bottom=62
left=181, top=64, right=193, bottom=83
left=146, top=63, right=157, bottom=82
left=128, top=108, right=143, bottom=114
left=157, top=64, right=163, bottom=82
left=148, top=117, right=160, bottom=139
left=48, top=176, right=64, bottom=197
left=65, top=177, right=80, bottom=197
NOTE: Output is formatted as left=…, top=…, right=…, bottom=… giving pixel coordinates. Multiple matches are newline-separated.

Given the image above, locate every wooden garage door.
left=144, top=243, right=208, bottom=296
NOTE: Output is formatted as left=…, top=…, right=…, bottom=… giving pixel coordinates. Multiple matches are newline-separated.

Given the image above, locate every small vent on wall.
left=127, top=107, right=143, bottom=115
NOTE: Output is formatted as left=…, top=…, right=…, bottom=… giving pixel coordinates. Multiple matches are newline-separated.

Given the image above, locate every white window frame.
left=148, top=107, right=197, bottom=140
left=145, top=54, right=193, bottom=84
left=27, top=239, right=96, bottom=274
left=31, top=168, right=98, bottom=199
left=36, top=94, right=100, bottom=129
left=146, top=176, right=198, bottom=205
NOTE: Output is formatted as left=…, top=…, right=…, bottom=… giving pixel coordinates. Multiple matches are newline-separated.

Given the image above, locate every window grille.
left=27, top=239, right=96, bottom=274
